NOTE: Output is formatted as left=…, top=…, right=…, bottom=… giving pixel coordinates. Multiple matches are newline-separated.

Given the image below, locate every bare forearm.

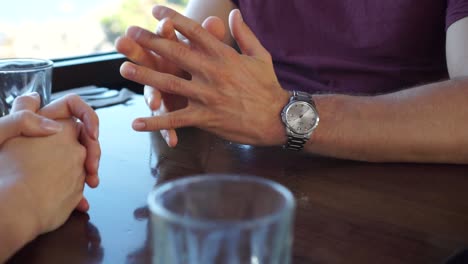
left=307, top=78, right=468, bottom=164
left=0, top=179, right=37, bottom=262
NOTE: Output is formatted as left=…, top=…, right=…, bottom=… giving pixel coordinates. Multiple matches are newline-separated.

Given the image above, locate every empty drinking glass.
left=0, top=58, right=53, bottom=117
left=147, top=174, right=295, bottom=264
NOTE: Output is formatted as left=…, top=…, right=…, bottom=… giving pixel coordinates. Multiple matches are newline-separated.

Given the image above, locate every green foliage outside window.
left=101, top=0, right=186, bottom=45
left=167, top=0, right=189, bottom=5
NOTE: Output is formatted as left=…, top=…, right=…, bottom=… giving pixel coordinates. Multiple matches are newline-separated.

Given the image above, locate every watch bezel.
left=281, top=100, right=319, bottom=136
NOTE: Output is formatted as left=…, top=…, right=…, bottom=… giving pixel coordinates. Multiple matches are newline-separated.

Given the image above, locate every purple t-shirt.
left=230, top=0, right=468, bottom=94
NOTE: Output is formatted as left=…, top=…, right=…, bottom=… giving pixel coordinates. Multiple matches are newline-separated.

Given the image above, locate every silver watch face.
left=284, top=101, right=319, bottom=135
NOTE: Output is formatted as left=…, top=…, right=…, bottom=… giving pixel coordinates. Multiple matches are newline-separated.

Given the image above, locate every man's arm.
left=121, top=6, right=468, bottom=164
left=306, top=17, right=468, bottom=163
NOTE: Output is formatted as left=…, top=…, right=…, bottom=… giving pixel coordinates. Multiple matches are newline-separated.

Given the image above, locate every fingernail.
left=26, top=92, right=40, bottom=97
left=122, top=63, right=136, bottom=77
left=236, top=9, right=243, bottom=22
left=133, top=120, right=146, bottom=130
left=153, top=5, right=164, bottom=18
left=126, top=26, right=142, bottom=39
left=40, top=118, right=62, bottom=132
left=145, top=95, right=153, bottom=107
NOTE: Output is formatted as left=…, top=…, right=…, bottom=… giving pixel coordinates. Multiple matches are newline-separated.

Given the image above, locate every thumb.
left=11, top=92, right=42, bottom=113
left=0, top=111, right=63, bottom=145
left=229, top=9, right=269, bottom=59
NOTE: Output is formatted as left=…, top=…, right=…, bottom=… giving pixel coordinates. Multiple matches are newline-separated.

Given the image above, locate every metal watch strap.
left=294, top=91, right=316, bottom=107
left=285, top=91, right=315, bottom=151
left=285, top=135, right=308, bottom=151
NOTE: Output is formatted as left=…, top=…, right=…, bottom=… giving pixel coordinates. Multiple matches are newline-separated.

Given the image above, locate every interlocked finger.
left=133, top=108, right=199, bottom=131
left=152, top=5, right=221, bottom=54
left=126, top=26, right=205, bottom=75
left=120, top=62, right=210, bottom=102
left=115, top=35, right=160, bottom=69
left=39, top=94, right=99, bottom=140
left=11, top=92, right=42, bottom=113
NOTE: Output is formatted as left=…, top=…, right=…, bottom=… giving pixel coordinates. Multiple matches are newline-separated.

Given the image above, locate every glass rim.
left=0, top=58, right=53, bottom=73
left=147, top=174, right=295, bottom=229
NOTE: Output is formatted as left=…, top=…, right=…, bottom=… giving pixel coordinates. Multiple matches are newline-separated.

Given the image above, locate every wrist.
left=264, top=89, right=290, bottom=146
left=280, top=91, right=320, bottom=151
left=304, top=93, right=368, bottom=155
left=303, top=94, right=339, bottom=150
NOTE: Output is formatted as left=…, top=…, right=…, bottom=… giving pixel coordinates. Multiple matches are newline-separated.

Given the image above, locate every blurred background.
left=0, top=0, right=187, bottom=59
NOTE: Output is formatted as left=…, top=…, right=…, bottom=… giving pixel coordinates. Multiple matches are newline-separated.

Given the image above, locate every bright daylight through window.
left=0, top=0, right=187, bottom=60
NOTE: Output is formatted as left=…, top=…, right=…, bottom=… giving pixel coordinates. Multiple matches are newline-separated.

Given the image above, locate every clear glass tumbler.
left=0, top=58, right=53, bottom=117
left=147, top=174, right=295, bottom=264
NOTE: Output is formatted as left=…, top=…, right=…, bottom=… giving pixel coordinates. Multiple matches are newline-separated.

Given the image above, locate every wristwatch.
left=281, top=91, right=319, bottom=151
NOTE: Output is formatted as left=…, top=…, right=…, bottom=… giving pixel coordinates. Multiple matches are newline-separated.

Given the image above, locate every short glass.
left=147, top=174, right=295, bottom=264
left=0, top=58, right=53, bottom=117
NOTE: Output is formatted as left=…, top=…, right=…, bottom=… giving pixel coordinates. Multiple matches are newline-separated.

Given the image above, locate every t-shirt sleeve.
left=446, top=0, right=468, bottom=30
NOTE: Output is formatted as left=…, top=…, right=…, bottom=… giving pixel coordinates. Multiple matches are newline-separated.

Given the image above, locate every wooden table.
left=7, top=95, right=468, bottom=264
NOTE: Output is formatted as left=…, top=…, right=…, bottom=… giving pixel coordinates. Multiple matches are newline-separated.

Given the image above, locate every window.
left=0, top=0, right=187, bottom=60
left=1, top=0, right=187, bottom=92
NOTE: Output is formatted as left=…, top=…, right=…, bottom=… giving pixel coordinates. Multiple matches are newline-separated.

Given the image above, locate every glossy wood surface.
left=7, top=95, right=468, bottom=264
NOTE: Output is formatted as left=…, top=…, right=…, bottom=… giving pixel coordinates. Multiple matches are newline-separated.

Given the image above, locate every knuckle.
left=211, top=94, right=227, bottom=107
left=64, top=93, right=81, bottom=103
left=263, top=51, right=273, bottom=63
left=62, top=93, right=84, bottom=108
left=14, top=110, right=35, bottom=126
left=170, top=44, right=190, bottom=60
left=224, top=47, right=239, bottom=61
left=197, top=59, right=218, bottom=80
left=85, top=109, right=99, bottom=125
left=200, top=94, right=214, bottom=105
left=214, top=67, right=235, bottom=86
left=95, top=144, right=102, bottom=158
left=168, top=116, right=185, bottom=129
left=90, top=111, right=99, bottom=127
left=165, top=77, right=182, bottom=94
left=14, top=95, right=37, bottom=108
left=189, top=23, right=205, bottom=38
